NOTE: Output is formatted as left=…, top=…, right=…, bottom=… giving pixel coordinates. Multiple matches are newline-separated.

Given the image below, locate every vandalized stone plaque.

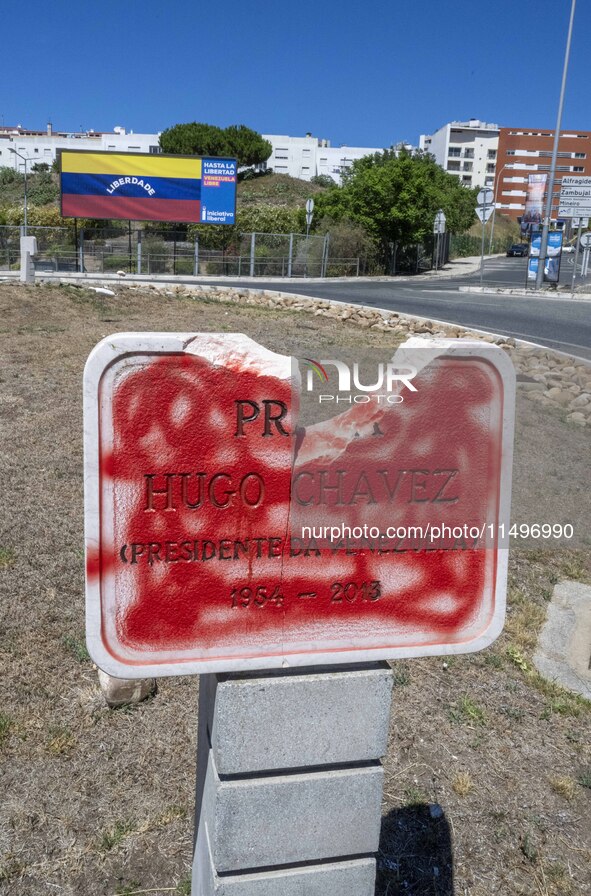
left=84, top=333, right=515, bottom=676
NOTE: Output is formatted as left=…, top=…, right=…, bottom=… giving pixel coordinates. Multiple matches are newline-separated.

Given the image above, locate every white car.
left=562, top=244, right=575, bottom=253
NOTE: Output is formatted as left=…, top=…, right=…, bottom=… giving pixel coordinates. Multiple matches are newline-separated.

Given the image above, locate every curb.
left=458, top=285, right=591, bottom=301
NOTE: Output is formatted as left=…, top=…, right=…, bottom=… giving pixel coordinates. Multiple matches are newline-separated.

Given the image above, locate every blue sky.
left=2, top=0, right=590, bottom=147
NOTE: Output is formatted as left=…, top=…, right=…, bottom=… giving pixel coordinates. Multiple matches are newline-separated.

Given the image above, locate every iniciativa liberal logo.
left=302, top=358, right=417, bottom=404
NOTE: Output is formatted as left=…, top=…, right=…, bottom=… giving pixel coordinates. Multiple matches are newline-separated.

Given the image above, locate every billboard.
left=60, top=150, right=237, bottom=224
left=528, top=231, right=563, bottom=283
left=520, top=173, right=547, bottom=237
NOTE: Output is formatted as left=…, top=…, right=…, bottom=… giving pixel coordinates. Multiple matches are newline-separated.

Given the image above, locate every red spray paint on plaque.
left=96, top=349, right=503, bottom=663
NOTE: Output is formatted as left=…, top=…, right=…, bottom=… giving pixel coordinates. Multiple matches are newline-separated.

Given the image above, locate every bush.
left=310, top=174, right=336, bottom=188
left=103, top=254, right=133, bottom=272
left=0, top=166, right=24, bottom=186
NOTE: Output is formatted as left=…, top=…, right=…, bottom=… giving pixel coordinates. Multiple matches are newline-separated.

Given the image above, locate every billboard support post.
left=73, top=219, right=78, bottom=273
left=194, top=236, right=199, bottom=276
left=137, top=231, right=142, bottom=275
left=128, top=221, right=132, bottom=274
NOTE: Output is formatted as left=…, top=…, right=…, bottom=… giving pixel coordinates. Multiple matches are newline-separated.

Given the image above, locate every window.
left=149, top=145, right=160, bottom=154
left=302, top=149, right=311, bottom=157
left=463, top=162, right=473, bottom=172
left=34, top=147, right=39, bottom=153
left=506, top=149, right=515, bottom=155
left=463, top=148, right=474, bottom=159
left=448, top=147, right=461, bottom=157
left=462, top=175, right=472, bottom=184
left=574, top=166, right=584, bottom=172
left=487, top=149, right=497, bottom=159
left=447, top=161, right=460, bottom=171
left=574, top=152, right=586, bottom=158
left=275, top=154, right=288, bottom=160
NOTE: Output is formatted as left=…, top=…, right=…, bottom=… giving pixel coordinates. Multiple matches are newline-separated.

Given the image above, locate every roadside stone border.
left=121, top=281, right=590, bottom=428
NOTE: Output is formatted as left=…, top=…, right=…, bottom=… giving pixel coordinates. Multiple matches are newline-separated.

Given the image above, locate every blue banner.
left=200, top=158, right=237, bottom=224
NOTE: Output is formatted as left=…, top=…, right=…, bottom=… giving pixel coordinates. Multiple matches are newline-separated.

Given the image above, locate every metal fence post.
left=79, top=229, right=85, bottom=273
left=194, top=236, right=199, bottom=276
left=137, top=231, right=142, bottom=275
left=249, top=232, right=256, bottom=277
left=287, top=233, right=293, bottom=278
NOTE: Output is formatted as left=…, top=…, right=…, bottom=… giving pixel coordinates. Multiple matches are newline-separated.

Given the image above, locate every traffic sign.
left=306, top=198, right=314, bottom=230
left=558, top=176, right=591, bottom=217
left=476, top=205, right=494, bottom=224
left=580, top=232, right=591, bottom=248
left=433, top=209, right=446, bottom=234
left=477, top=188, right=494, bottom=206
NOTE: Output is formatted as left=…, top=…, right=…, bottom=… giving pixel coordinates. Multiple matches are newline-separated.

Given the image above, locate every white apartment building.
left=419, top=119, right=499, bottom=189
left=0, top=123, right=413, bottom=186
left=0, top=123, right=161, bottom=170
left=262, top=134, right=414, bottom=184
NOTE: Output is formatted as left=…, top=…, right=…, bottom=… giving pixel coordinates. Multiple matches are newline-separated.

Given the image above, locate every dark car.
left=506, top=243, right=529, bottom=257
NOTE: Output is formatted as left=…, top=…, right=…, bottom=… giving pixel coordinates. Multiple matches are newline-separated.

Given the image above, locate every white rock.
left=97, top=669, right=156, bottom=708
left=566, top=412, right=586, bottom=426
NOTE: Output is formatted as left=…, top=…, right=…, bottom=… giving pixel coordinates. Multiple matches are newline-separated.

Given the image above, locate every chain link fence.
left=0, top=226, right=362, bottom=278
left=0, top=225, right=452, bottom=278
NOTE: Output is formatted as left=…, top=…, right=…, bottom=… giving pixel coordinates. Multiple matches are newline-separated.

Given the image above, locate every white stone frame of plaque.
left=84, top=334, right=515, bottom=678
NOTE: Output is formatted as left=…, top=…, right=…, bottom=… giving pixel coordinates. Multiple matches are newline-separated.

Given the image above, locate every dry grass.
left=451, top=772, right=474, bottom=797
left=548, top=776, right=576, bottom=800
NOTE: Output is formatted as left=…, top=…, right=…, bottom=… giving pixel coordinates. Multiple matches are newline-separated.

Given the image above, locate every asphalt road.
left=188, top=256, right=591, bottom=361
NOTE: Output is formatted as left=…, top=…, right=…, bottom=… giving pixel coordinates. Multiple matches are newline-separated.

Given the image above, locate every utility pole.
left=535, top=0, right=577, bottom=289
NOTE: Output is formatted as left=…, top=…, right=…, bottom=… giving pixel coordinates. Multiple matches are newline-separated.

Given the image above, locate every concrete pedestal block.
left=195, top=822, right=376, bottom=896
left=192, top=663, right=393, bottom=896
left=197, top=751, right=383, bottom=873
left=209, top=663, right=393, bottom=774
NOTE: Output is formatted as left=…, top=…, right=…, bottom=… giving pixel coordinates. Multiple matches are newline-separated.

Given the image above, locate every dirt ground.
left=0, top=280, right=589, bottom=896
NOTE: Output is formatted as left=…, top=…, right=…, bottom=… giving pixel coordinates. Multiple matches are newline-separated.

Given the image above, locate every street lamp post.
left=535, top=0, right=577, bottom=289
left=9, top=147, right=32, bottom=235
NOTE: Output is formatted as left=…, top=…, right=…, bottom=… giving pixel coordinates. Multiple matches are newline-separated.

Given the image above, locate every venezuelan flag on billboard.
left=59, top=150, right=237, bottom=224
